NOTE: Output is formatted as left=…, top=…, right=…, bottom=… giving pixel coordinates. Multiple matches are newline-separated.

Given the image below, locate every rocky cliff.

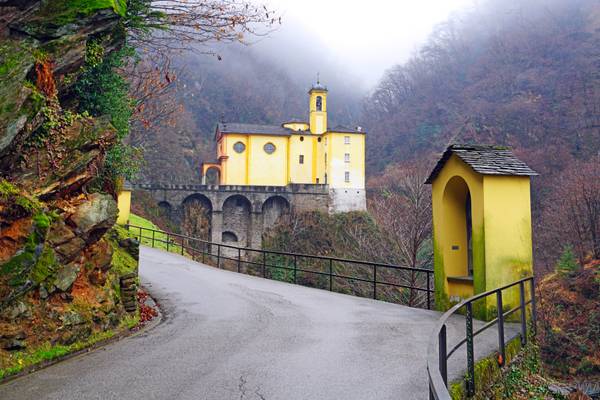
left=0, top=0, right=138, bottom=365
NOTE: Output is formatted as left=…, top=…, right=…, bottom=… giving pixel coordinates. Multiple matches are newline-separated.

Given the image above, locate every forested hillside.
left=363, top=0, right=600, bottom=174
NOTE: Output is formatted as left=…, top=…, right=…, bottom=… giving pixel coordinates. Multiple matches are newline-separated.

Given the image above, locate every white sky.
left=260, top=0, right=474, bottom=88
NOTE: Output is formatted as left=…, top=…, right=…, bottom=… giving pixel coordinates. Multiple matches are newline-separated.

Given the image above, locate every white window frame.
left=344, top=136, right=350, bottom=144
left=344, top=171, right=350, bottom=182
left=344, top=153, right=350, bottom=163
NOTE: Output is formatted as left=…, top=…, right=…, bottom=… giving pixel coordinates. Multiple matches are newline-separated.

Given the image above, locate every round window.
left=263, top=142, right=276, bottom=154
left=233, top=141, right=246, bottom=153
left=300, top=136, right=304, bottom=142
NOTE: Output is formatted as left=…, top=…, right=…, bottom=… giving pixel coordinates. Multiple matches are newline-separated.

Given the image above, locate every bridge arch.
left=221, top=231, right=238, bottom=243
left=181, top=194, right=213, bottom=244
left=222, top=194, right=252, bottom=246
left=158, top=201, right=173, bottom=218
left=262, top=195, right=290, bottom=229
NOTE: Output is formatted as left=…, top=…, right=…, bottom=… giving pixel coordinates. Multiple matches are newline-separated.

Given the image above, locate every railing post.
left=139, top=226, right=142, bottom=243
left=329, top=259, right=333, bottom=292
left=439, top=324, right=448, bottom=387
left=152, top=230, right=155, bottom=248
left=466, top=302, right=475, bottom=396
left=530, top=278, right=537, bottom=336
left=373, top=265, right=377, bottom=300
left=293, top=255, right=297, bottom=284
left=262, top=251, right=266, bottom=277
left=496, top=290, right=506, bottom=366
left=427, top=272, right=431, bottom=310
left=217, top=244, right=221, bottom=268
left=181, top=239, right=184, bottom=255
left=519, top=281, right=527, bottom=345
left=166, top=234, right=170, bottom=252
left=237, top=247, right=241, bottom=273
left=202, top=244, right=206, bottom=264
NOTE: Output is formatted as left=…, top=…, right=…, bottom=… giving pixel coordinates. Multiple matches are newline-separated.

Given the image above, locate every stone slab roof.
left=425, top=144, right=538, bottom=184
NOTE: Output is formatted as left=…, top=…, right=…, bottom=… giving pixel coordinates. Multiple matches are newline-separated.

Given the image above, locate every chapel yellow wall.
left=283, top=122, right=309, bottom=131
left=222, top=134, right=248, bottom=185
left=325, top=132, right=365, bottom=189
left=431, top=154, right=484, bottom=305
left=288, top=134, right=314, bottom=184
left=247, top=135, right=288, bottom=185
left=482, top=175, right=533, bottom=308
left=116, top=189, right=131, bottom=225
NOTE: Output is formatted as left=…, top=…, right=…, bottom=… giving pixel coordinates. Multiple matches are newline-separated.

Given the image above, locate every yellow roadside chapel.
left=425, top=144, right=538, bottom=318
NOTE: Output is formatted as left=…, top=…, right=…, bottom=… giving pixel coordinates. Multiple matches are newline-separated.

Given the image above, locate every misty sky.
left=259, top=0, right=474, bottom=89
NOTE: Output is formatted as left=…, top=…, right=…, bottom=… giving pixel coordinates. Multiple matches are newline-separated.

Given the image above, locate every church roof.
left=217, top=122, right=291, bottom=136
left=425, top=144, right=538, bottom=184
left=328, top=125, right=365, bottom=134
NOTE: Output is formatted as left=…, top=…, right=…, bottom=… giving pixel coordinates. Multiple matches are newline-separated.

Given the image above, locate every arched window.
left=316, top=96, right=322, bottom=111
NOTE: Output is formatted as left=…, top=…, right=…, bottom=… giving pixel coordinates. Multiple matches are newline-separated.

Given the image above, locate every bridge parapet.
left=131, top=183, right=329, bottom=195
left=131, top=183, right=330, bottom=249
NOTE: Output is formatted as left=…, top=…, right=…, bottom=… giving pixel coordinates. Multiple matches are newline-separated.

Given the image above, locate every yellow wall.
left=116, top=190, right=131, bottom=225
left=283, top=122, right=309, bottom=131
left=325, top=132, right=365, bottom=189
left=247, top=135, right=288, bottom=185
left=222, top=134, right=248, bottom=185
left=288, top=134, right=314, bottom=183
left=483, top=175, right=533, bottom=308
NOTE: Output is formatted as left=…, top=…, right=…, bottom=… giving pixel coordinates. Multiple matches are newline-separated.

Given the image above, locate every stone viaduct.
left=131, top=183, right=329, bottom=249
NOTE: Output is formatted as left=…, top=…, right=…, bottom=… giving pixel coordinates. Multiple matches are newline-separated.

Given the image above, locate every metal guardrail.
left=427, top=276, right=536, bottom=399
left=125, top=224, right=435, bottom=309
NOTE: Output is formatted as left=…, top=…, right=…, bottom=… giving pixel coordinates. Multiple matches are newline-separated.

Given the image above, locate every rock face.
left=0, top=0, right=139, bottom=357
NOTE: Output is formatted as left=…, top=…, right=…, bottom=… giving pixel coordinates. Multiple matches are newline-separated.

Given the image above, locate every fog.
left=255, top=0, right=474, bottom=89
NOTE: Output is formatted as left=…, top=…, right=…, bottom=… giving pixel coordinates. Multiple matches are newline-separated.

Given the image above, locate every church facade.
left=201, top=82, right=367, bottom=212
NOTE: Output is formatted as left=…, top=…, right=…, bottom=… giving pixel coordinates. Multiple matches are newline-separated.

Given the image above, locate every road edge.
left=0, top=286, right=163, bottom=386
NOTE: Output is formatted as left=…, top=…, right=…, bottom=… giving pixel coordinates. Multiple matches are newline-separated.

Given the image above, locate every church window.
left=299, top=155, right=304, bottom=164
left=344, top=136, right=350, bottom=144
left=264, top=142, right=276, bottom=154
left=325, top=153, right=327, bottom=165
left=300, top=136, right=304, bottom=142
left=344, top=153, right=350, bottom=163
left=318, top=137, right=322, bottom=143
left=316, top=96, right=322, bottom=111
left=233, top=141, right=245, bottom=153
left=345, top=171, right=350, bottom=182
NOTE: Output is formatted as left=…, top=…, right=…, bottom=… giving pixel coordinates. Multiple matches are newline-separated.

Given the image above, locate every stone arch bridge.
left=131, top=183, right=329, bottom=248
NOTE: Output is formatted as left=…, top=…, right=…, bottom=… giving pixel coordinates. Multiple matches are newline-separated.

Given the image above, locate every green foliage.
left=555, top=245, right=579, bottom=277
left=0, top=329, right=119, bottom=380
left=74, top=40, right=142, bottom=181
left=36, top=0, right=126, bottom=25
left=76, top=43, right=133, bottom=139
left=108, top=226, right=138, bottom=276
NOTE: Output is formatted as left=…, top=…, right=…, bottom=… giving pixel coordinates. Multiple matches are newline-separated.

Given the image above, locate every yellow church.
left=201, top=81, right=367, bottom=212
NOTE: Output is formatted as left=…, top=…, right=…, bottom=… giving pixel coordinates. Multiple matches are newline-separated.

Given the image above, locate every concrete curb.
left=0, top=286, right=163, bottom=386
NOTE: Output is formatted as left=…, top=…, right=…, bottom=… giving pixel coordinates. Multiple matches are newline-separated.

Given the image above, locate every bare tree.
left=369, top=162, right=433, bottom=306
left=540, top=157, right=600, bottom=264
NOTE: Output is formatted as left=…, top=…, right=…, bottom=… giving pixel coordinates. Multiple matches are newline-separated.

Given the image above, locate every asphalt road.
left=1, top=246, right=511, bottom=400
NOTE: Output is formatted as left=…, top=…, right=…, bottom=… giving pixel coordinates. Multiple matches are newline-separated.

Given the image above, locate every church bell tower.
left=309, top=79, right=327, bottom=134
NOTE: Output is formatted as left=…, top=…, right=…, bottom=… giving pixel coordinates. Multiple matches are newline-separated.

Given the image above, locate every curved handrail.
left=427, top=276, right=536, bottom=399
left=125, top=224, right=436, bottom=308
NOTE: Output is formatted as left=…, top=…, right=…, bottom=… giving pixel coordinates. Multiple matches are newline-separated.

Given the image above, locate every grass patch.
left=128, top=213, right=185, bottom=254
left=0, top=310, right=141, bottom=380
